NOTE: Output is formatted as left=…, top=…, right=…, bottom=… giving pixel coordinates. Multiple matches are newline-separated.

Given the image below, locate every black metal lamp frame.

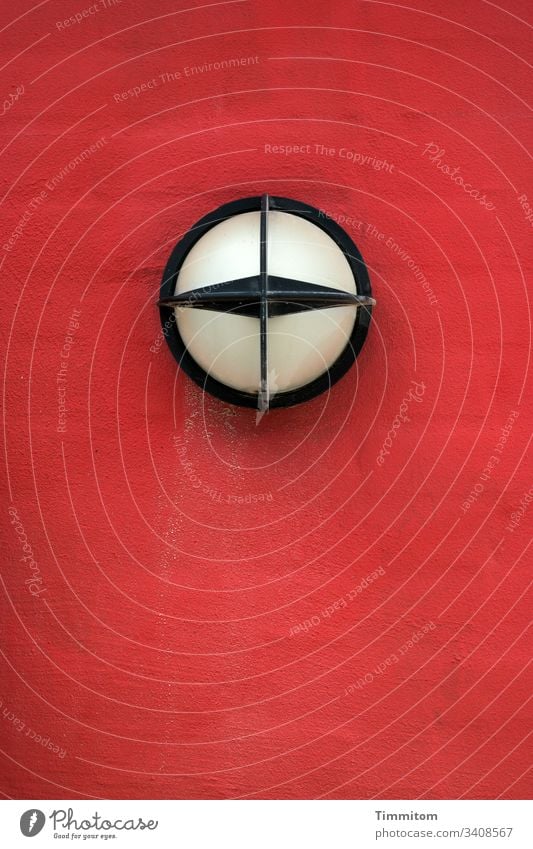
left=158, top=194, right=375, bottom=410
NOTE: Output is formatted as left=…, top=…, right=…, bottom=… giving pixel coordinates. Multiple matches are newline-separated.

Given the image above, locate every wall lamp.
left=158, top=195, right=375, bottom=410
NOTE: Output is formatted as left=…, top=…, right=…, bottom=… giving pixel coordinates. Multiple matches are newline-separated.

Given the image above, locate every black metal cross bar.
left=157, top=275, right=375, bottom=317
left=258, top=192, right=269, bottom=413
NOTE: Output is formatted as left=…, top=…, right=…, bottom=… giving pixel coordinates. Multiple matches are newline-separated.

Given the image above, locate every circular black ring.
left=158, top=195, right=373, bottom=409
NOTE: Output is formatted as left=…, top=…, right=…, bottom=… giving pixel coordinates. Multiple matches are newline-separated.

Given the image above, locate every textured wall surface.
left=1, top=0, right=532, bottom=800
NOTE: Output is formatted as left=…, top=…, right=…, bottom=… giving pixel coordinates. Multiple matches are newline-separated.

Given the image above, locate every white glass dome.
left=175, top=210, right=359, bottom=395
left=158, top=196, right=374, bottom=410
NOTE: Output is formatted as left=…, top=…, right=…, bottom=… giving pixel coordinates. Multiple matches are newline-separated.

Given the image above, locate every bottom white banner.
left=0, top=799, right=529, bottom=848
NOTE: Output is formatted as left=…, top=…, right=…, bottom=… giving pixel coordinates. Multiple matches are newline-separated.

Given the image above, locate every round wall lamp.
left=158, top=195, right=375, bottom=411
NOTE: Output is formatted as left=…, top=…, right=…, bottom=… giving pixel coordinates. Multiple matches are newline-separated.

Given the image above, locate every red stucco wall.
left=1, top=0, right=531, bottom=799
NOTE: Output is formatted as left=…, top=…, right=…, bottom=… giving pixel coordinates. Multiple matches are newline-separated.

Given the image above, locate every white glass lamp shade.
left=158, top=196, right=374, bottom=410
left=175, top=211, right=358, bottom=394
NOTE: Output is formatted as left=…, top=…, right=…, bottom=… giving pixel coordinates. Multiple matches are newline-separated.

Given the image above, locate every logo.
left=20, top=809, right=45, bottom=837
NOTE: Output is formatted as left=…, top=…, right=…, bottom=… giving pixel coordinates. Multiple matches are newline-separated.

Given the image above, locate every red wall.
left=1, top=0, right=531, bottom=800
